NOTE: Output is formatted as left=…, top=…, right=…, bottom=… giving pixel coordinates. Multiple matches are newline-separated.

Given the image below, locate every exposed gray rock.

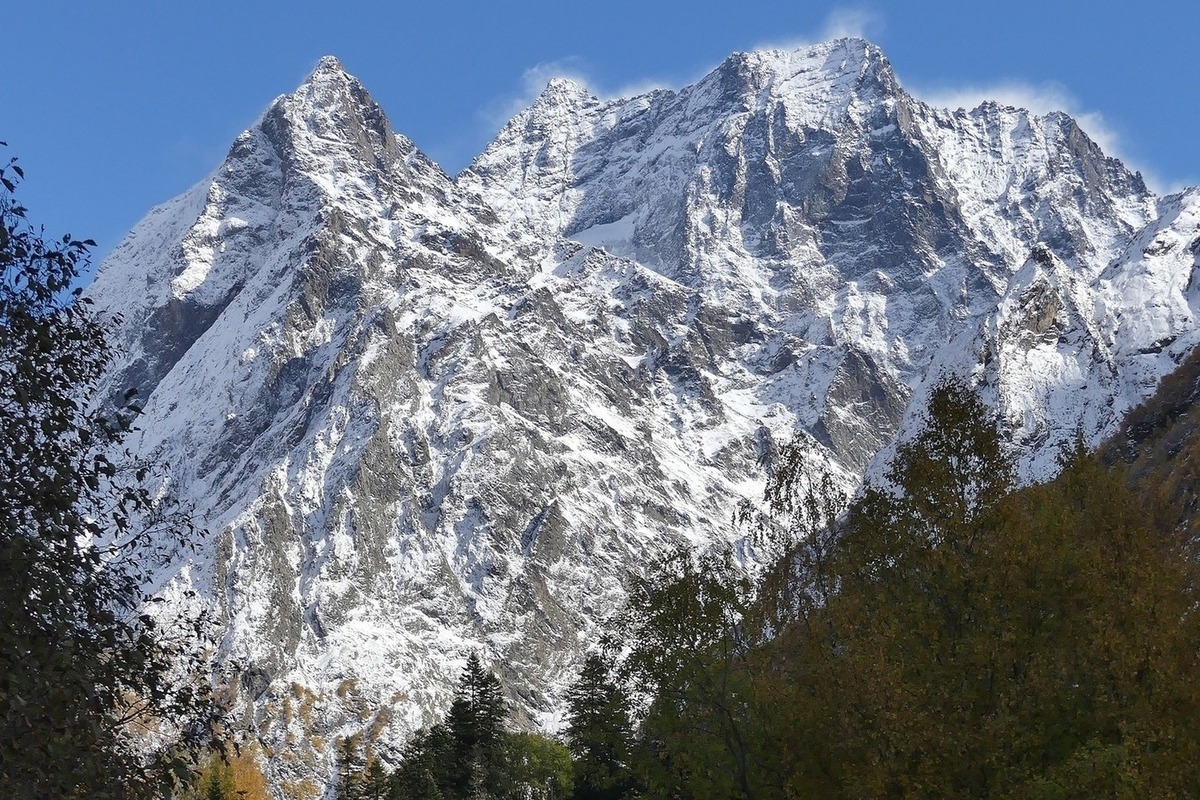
left=85, top=40, right=1200, bottom=794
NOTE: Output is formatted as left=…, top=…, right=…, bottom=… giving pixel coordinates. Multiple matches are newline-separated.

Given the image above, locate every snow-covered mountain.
left=88, top=40, right=1200, bottom=788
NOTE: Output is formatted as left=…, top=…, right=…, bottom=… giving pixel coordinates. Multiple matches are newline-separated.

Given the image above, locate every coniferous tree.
left=564, top=653, right=634, bottom=800
left=360, top=758, right=390, bottom=800
left=446, top=653, right=508, bottom=799
left=391, top=725, right=453, bottom=800
left=337, top=737, right=365, bottom=800
left=203, top=771, right=228, bottom=800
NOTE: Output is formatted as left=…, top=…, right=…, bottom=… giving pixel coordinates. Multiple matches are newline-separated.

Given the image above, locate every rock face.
left=88, top=41, right=1200, bottom=788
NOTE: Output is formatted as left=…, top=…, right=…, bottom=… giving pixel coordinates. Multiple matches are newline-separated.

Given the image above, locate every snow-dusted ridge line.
left=87, top=40, right=1199, bottom=792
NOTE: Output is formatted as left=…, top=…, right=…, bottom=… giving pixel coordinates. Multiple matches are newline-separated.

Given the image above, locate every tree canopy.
left=594, top=377, right=1200, bottom=799
left=0, top=150, right=218, bottom=798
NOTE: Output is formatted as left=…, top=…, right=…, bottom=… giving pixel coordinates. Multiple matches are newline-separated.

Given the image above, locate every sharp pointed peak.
left=291, top=55, right=357, bottom=97
left=308, top=55, right=349, bottom=80
left=536, top=76, right=594, bottom=102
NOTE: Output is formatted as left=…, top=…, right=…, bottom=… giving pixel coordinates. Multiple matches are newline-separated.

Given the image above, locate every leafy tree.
left=776, top=380, right=1200, bottom=797
left=806, top=377, right=1020, bottom=795
left=618, top=547, right=782, bottom=800
left=564, top=653, right=633, bottom=800
left=0, top=150, right=218, bottom=797
left=503, top=732, right=574, bottom=800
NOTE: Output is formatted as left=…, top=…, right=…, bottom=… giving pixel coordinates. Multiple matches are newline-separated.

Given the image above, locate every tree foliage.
left=447, top=652, right=509, bottom=798
left=606, top=377, right=1200, bottom=799
left=564, top=652, right=634, bottom=800
left=617, top=547, right=785, bottom=800
left=352, top=652, right=570, bottom=800
left=0, top=150, right=218, bottom=798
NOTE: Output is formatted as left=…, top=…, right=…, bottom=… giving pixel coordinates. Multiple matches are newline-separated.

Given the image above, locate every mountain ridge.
left=85, top=39, right=1200, bottom=790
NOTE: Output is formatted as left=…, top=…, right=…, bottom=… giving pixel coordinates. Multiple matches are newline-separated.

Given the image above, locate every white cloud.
left=751, top=7, right=885, bottom=51
left=821, top=7, right=883, bottom=40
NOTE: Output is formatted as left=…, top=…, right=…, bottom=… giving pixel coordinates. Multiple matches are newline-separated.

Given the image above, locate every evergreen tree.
left=446, top=653, right=508, bottom=799
left=337, top=737, right=364, bottom=800
left=203, top=770, right=228, bottom=800
left=564, top=653, right=633, bottom=800
left=360, top=758, right=390, bottom=800
left=391, top=725, right=452, bottom=800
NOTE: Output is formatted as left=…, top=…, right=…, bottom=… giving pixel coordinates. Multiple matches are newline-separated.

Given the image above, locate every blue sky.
left=4, top=1, right=1198, bottom=262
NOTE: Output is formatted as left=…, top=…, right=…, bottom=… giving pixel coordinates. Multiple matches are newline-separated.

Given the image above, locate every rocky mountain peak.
left=537, top=76, right=593, bottom=103
left=83, top=42, right=1200, bottom=794
left=259, top=54, right=411, bottom=184
left=701, top=37, right=898, bottom=121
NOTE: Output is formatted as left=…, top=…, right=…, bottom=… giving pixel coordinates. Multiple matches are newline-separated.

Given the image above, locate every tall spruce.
left=391, top=724, right=453, bottom=800
left=446, top=653, right=508, bottom=799
left=564, top=653, right=634, bottom=800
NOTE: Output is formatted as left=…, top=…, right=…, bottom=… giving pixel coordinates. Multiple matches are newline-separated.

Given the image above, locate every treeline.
left=595, top=380, right=1200, bottom=798
left=333, top=379, right=1200, bottom=800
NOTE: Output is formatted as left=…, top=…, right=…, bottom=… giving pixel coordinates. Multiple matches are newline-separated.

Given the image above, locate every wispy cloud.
left=821, top=8, right=883, bottom=40
left=752, top=7, right=885, bottom=51
left=476, top=57, right=593, bottom=133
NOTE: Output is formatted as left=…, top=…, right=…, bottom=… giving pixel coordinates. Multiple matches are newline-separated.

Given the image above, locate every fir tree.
left=337, top=737, right=364, bottom=800
left=203, top=770, right=228, bottom=800
left=564, top=653, right=634, bottom=800
left=446, top=653, right=508, bottom=799
left=391, top=725, right=452, bottom=800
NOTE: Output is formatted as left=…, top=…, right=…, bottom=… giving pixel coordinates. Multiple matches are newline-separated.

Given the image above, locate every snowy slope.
left=88, top=41, right=1200, bottom=791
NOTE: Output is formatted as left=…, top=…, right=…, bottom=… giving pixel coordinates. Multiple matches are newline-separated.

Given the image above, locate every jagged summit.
left=711, top=36, right=896, bottom=98
left=310, top=54, right=348, bottom=76
left=264, top=53, right=409, bottom=174
left=539, top=75, right=590, bottom=98
left=85, top=41, right=1200, bottom=793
